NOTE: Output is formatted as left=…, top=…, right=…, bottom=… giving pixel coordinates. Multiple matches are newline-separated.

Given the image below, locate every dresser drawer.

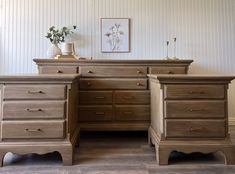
left=165, top=101, right=225, bottom=119
left=165, top=120, right=226, bottom=138
left=2, top=101, right=65, bottom=120
left=80, top=79, right=147, bottom=90
left=80, top=66, right=147, bottom=77
left=2, top=121, right=65, bottom=139
left=79, top=91, right=113, bottom=104
left=115, top=105, right=150, bottom=121
left=3, top=85, right=66, bottom=99
left=114, top=91, right=150, bottom=104
left=165, top=85, right=225, bottom=99
left=78, top=105, right=113, bottom=121
left=39, top=66, right=78, bottom=74
left=149, top=67, right=186, bottom=74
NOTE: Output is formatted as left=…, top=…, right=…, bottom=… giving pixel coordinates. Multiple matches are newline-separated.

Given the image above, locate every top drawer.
left=3, top=85, right=66, bottom=99
left=149, top=67, right=186, bottom=74
left=80, top=66, right=147, bottom=77
left=39, top=66, right=78, bottom=74
left=164, top=85, right=225, bottom=99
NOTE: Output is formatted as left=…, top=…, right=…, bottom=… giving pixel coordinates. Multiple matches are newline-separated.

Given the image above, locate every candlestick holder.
left=165, top=41, right=170, bottom=60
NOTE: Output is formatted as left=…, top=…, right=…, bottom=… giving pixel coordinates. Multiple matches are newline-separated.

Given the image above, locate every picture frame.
left=101, top=18, right=130, bottom=53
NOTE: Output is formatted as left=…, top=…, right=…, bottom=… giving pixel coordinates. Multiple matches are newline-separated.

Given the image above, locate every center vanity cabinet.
left=34, top=59, right=193, bottom=131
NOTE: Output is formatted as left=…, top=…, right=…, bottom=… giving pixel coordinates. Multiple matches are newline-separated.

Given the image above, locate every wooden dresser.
left=34, top=59, right=193, bottom=131
left=0, top=75, right=79, bottom=166
left=148, top=74, right=235, bottom=165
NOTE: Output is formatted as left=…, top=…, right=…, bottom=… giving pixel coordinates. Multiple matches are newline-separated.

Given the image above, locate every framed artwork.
left=101, top=18, right=130, bottom=53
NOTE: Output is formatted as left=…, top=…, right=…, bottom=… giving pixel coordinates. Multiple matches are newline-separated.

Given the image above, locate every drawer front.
left=80, top=79, right=147, bottom=90
left=115, top=105, right=150, bottom=121
left=2, top=121, right=65, bottom=139
left=80, top=66, right=147, bottom=77
left=114, top=91, right=150, bottom=104
left=165, top=120, right=226, bottom=138
left=165, top=101, right=226, bottom=119
left=149, top=67, right=186, bottom=74
left=79, top=91, right=113, bottom=104
left=78, top=106, right=113, bottom=121
left=39, top=66, right=78, bottom=74
left=165, top=85, right=225, bottom=99
left=3, top=101, right=65, bottom=120
left=4, top=85, right=66, bottom=99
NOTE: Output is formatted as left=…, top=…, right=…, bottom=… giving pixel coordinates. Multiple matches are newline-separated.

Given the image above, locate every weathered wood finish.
left=0, top=75, right=80, bottom=167
left=148, top=74, right=235, bottom=165
left=34, top=59, right=193, bottom=131
left=39, top=66, right=78, bottom=74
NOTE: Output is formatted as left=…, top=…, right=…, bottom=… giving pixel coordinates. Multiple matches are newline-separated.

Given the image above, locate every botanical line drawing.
left=105, top=24, right=124, bottom=51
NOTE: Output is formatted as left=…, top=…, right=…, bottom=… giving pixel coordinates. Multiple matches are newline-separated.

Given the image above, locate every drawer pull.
left=95, top=112, right=105, bottom=115
left=137, top=70, right=142, bottom=74
left=25, top=128, right=41, bottom=132
left=87, top=70, right=93, bottom=73
left=137, top=83, right=143, bottom=86
left=57, top=70, right=63, bottom=73
left=123, top=111, right=133, bottom=114
left=123, top=96, right=134, bottom=99
left=26, top=108, right=43, bottom=112
left=189, top=91, right=205, bottom=94
left=167, top=71, right=174, bottom=74
left=189, top=127, right=203, bottom=132
left=27, top=90, right=43, bottom=94
left=189, top=109, right=205, bottom=112
left=95, top=96, right=105, bottom=99
left=87, top=82, right=92, bottom=86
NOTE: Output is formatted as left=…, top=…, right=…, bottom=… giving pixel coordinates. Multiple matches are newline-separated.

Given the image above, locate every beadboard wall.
left=0, top=0, right=235, bottom=122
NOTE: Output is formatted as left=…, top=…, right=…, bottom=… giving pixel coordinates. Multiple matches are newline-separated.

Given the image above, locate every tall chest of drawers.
left=34, top=59, right=193, bottom=131
left=148, top=74, right=235, bottom=165
left=0, top=75, right=80, bottom=166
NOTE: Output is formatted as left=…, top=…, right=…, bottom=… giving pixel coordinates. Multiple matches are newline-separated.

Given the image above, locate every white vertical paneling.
left=0, top=0, right=235, bottom=119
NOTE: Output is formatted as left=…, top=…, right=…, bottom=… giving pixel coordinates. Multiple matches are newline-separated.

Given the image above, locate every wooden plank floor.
left=1, top=131, right=235, bottom=174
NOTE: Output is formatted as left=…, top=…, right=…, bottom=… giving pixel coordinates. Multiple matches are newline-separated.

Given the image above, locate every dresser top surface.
left=0, top=74, right=80, bottom=82
left=148, top=74, right=235, bottom=83
left=33, top=58, right=193, bottom=65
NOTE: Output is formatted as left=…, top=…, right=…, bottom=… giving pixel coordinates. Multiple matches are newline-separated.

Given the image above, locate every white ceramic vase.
left=47, top=44, right=62, bottom=58
left=61, top=43, right=75, bottom=55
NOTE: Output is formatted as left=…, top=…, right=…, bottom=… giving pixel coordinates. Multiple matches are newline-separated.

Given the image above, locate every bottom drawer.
left=115, top=105, right=150, bottom=121
left=165, top=120, right=226, bottom=138
left=78, top=106, right=113, bottom=121
left=2, top=121, right=65, bottom=139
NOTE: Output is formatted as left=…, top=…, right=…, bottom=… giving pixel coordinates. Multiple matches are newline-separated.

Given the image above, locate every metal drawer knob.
left=189, top=108, right=205, bottom=112
left=189, top=91, right=205, bottom=94
left=95, top=96, right=105, bottom=99
left=137, top=83, right=142, bottom=86
left=137, top=70, right=142, bottom=74
left=95, top=112, right=105, bottom=115
left=167, top=71, right=174, bottom=74
left=189, top=127, right=203, bottom=132
left=26, top=108, right=43, bottom=112
left=27, top=90, right=43, bottom=94
left=87, top=82, right=91, bottom=86
left=123, top=111, right=133, bottom=114
left=123, top=96, right=134, bottom=99
left=57, top=70, right=63, bottom=73
left=25, top=128, right=41, bottom=132
left=87, top=70, right=93, bottom=73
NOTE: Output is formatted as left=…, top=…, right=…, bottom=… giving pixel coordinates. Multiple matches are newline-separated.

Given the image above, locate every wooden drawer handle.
left=57, top=70, right=63, bottom=73
left=189, top=91, right=205, bottom=94
left=95, top=112, right=105, bottom=115
left=189, top=127, right=204, bottom=132
left=26, top=108, right=43, bottom=112
left=25, top=128, right=41, bottom=132
left=189, top=109, right=205, bottom=112
left=123, top=111, right=133, bottom=114
left=87, top=70, right=93, bottom=73
left=27, top=90, right=43, bottom=94
left=95, top=96, right=105, bottom=99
